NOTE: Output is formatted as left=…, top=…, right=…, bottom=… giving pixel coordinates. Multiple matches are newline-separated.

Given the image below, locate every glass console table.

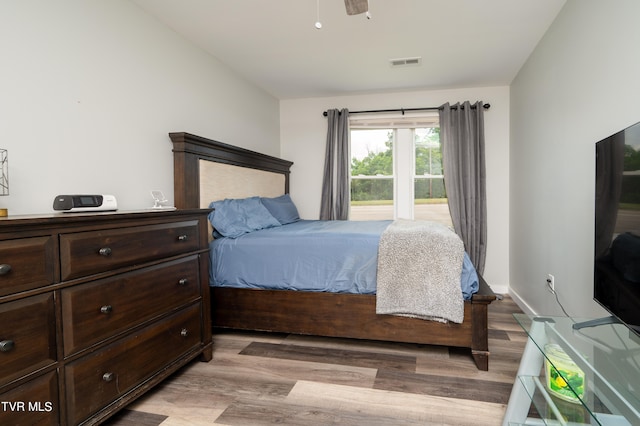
left=503, top=314, right=640, bottom=425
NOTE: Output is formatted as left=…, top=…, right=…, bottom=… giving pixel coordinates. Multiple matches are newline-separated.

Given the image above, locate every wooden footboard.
left=212, top=277, right=496, bottom=370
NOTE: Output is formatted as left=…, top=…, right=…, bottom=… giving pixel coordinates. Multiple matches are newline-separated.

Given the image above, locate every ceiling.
left=132, top=0, right=566, bottom=100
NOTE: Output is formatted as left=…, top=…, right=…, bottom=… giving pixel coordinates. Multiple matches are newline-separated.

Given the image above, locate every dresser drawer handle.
left=178, top=278, right=188, bottom=286
left=102, top=372, right=114, bottom=382
left=0, top=340, right=15, bottom=352
left=98, top=247, right=112, bottom=256
left=177, top=234, right=188, bottom=241
left=180, top=328, right=189, bottom=337
left=0, top=264, right=11, bottom=275
left=100, top=305, right=113, bottom=314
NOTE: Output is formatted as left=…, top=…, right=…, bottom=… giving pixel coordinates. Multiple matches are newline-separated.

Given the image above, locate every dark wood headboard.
left=170, top=132, right=293, bottom=209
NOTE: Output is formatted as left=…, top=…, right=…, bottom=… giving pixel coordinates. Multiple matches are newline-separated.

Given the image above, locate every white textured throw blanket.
left=376, top=220, right=465, bottom=323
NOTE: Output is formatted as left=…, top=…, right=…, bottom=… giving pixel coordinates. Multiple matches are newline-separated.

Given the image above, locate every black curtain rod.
left=322, top=103, right=490, bottom=117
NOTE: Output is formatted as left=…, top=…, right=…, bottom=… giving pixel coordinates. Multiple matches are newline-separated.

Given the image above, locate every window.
left=349, top=115, right=452, bottom=227
left=350, top=129, right=394, bottom=220
left=413, top=127, right=451, bottom=226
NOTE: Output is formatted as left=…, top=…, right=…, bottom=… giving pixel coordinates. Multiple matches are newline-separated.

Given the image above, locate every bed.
left=171, top=132, right=497, bottom=370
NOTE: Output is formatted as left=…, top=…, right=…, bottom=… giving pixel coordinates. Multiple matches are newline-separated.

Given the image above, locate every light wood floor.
left=105, top=296, right=525, bottom=426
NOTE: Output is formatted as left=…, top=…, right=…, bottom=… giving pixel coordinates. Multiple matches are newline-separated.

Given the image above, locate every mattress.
left=209, top=220, right=479, bottom=300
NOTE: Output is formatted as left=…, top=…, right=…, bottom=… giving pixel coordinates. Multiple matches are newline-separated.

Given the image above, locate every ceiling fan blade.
left=344, top=0, right=368, bottom=15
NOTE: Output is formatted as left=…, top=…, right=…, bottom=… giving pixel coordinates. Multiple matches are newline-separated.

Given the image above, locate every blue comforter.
left=209, top=220, right=479, bottom=300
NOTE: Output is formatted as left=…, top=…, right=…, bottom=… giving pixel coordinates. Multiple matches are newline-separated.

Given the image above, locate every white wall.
left=0, top=0, right=280, bottom=215
left=281, top=86, right=511, bottom=293
left=510, top=0, right=640, bottom=316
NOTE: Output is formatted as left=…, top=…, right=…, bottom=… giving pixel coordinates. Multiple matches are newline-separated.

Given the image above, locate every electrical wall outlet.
left=546, top=274, right=555, bottom=292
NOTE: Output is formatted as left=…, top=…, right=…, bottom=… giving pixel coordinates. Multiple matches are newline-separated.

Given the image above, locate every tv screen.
left=594, top=121, right=640, bottom=336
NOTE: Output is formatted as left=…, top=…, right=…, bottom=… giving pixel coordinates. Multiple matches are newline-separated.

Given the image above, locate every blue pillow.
left=260, top=194, right=300, bottom=225
left=208, top=196, right=281, bottom=238
left=461, top=252, right=479, bottom=300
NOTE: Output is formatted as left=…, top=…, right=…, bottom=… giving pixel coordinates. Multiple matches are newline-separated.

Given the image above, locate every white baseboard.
left=506, top=287, right=537, bottom=316
left=488, top=284, right=509, bottom=296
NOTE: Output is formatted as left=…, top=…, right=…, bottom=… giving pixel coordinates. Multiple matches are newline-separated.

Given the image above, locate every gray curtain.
left=320, top=108, right=350, bottom=220
left=439, top=101, right=487, bottom=274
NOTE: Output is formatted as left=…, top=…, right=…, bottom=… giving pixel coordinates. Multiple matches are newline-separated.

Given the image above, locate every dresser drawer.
left=0, top=236, right=56, bottom=296
left=0, top=371, right=59, bottom=426
left=0, top=293, right=57, bottom=387
left=61, top=256, right=201, bottom=356
left=60, top=220, right=200, bottom=280
left=65, top=303, right=202, bottom=425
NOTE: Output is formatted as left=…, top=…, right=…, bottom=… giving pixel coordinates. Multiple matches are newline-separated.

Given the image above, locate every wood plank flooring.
left=105, top=295, right=525, bottom=426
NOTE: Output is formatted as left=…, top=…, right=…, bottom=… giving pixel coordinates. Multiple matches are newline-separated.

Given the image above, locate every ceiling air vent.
left=389, top=57, right=422, bottom=67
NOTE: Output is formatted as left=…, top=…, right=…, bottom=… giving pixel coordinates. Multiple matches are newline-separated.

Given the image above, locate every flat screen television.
left=589, top=121, right=640, bottom=336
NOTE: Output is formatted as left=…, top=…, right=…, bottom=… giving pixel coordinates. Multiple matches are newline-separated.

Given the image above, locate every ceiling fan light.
left=314, top=0, right=323, bottom=29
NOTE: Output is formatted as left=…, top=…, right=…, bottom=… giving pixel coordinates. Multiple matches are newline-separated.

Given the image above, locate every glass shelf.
left=515, top=375, right=593, bottom=425
left=505, top=314, right=640, bottom=426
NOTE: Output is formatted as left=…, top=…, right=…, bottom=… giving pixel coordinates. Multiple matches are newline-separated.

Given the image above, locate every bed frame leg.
left=471, top=297, right=491, bottom=371
left=471, top=350, right=489, bottom=371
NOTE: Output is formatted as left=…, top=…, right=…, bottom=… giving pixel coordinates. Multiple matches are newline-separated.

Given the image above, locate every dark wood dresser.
left=0, top=209, right=212, bottom=425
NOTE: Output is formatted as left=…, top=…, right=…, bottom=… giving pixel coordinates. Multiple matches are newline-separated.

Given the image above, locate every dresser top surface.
left=0, top=209, right=211, bottom=229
